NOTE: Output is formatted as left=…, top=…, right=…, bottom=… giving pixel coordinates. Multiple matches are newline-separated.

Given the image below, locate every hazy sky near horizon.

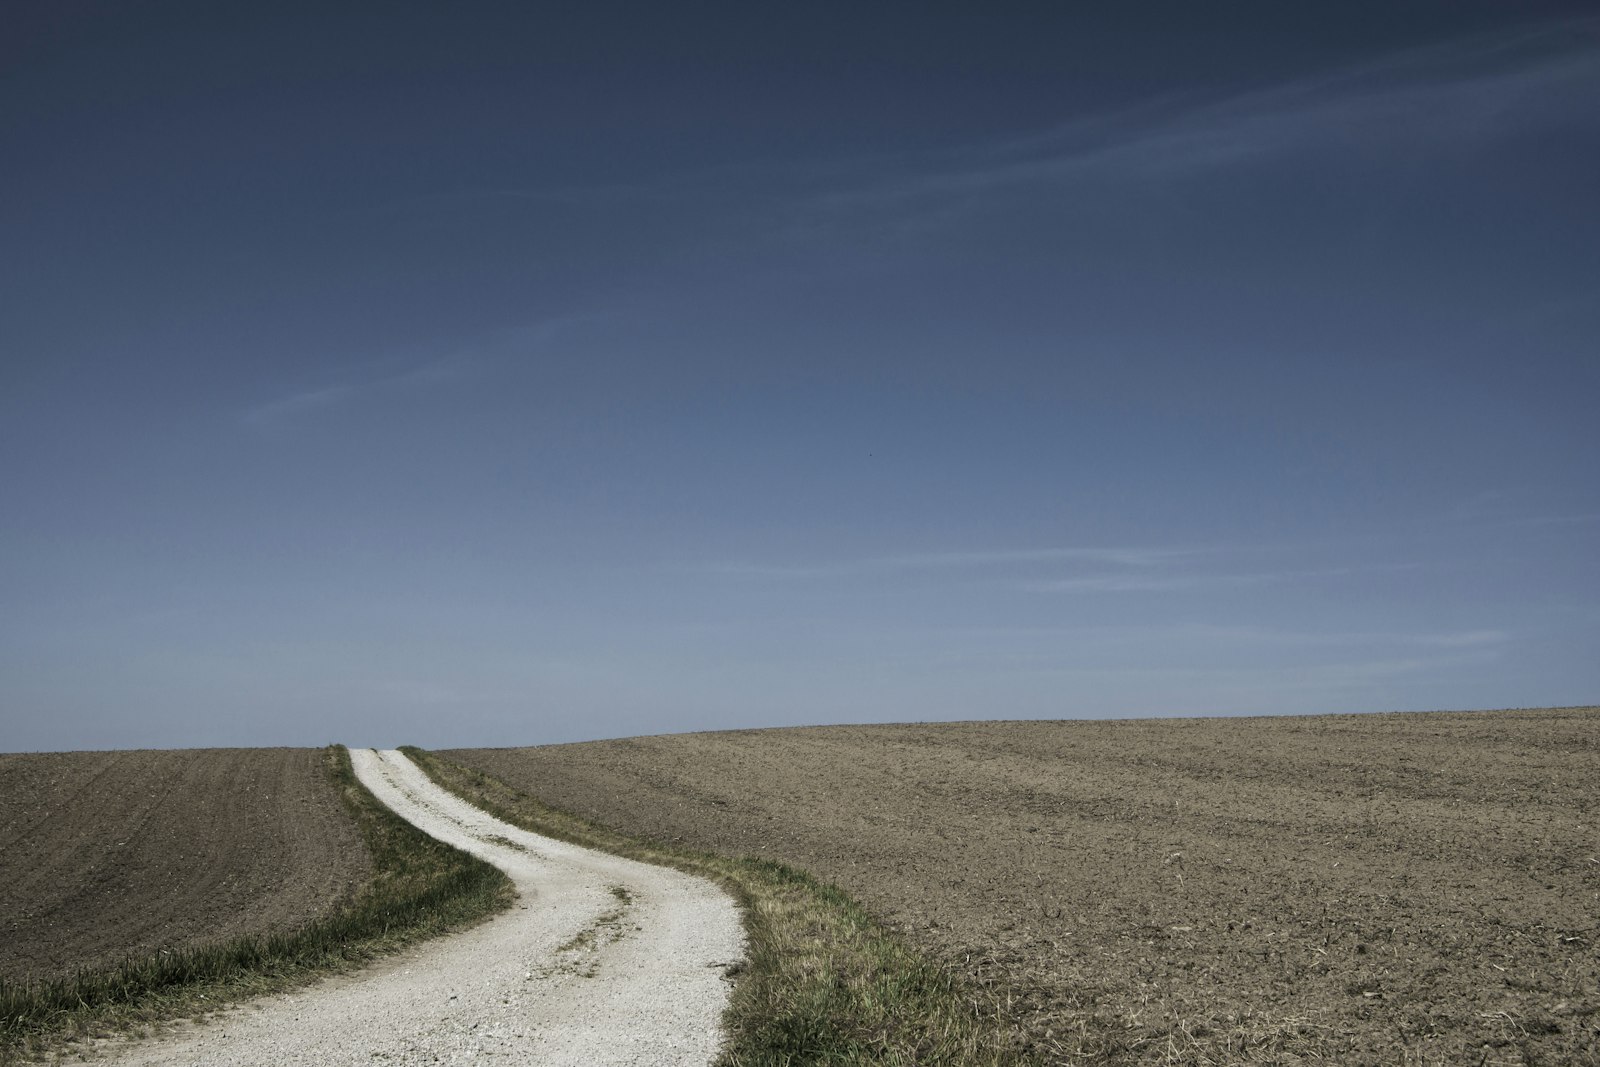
left=4, top=2, right=1597, bottom=752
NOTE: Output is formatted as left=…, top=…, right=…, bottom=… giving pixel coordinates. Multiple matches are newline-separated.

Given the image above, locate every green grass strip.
left=0, top=745, right=512, bottom=1064
left=402, top=746, right=1041, bottom=1067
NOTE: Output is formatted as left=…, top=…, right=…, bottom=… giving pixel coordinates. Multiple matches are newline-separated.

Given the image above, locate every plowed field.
left=0, top=748, right=370, bottom=984
left=446, top=707, right=1600, bottom=1066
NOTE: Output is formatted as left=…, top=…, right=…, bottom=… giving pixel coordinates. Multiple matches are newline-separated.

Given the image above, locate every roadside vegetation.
left=403, top=745, right=1040, bottom=1067
left=0, top=745, right=511, bottom=1065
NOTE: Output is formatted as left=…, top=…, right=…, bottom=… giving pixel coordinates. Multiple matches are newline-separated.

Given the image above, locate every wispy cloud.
left=914, top=624, right=1511, bottom=702
left=704, top=547, right=1431, bottom=596
left=378, top=13, right=1600, bottom=355
left=1023, top=563, right=1418, bottom=594
left=788, top=15, right=1600, bottom=226
left=240, top=357, right=477, bottom=428
left=369, top=16, right=1599, bottom=269
left=238, top=314, right=592, bottom=428
left=883, top=546, right=1189, bottom=569
left=706, top=545, right=1193, bottom=580
left=1024, top=573, right=1255, bottom=594
left=240, top=384, right=355, bottom=427
left=1128, top=624, right=1508, bottom=650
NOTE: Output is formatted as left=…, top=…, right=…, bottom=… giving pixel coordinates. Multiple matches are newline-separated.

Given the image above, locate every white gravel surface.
left=96, top=748, right=745, bottom=1066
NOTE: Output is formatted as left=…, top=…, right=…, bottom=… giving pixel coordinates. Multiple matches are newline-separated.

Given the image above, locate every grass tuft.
left=0, top=745, right=511, bottom=1065
left=401, top=746, right=1040, bottom=1067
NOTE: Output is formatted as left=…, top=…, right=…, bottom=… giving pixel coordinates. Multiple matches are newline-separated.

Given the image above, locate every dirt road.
left=99, top=748, right=744, bottom=1067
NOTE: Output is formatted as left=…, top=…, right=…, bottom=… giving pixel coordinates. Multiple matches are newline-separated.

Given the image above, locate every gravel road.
left=97, top=748, right=745, bottom=1066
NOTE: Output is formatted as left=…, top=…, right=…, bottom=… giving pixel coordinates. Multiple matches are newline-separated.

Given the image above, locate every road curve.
left=99, top=748, right=745, bottom=1066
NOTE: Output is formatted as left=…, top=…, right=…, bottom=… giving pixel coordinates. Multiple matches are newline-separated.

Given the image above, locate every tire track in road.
left=100, top=748, right=745, bottom=1067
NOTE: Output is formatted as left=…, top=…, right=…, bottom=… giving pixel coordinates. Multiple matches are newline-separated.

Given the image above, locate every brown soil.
left=447, top=707, right=1600, bottom=1066
left=0, top=748, right=371, bottom=985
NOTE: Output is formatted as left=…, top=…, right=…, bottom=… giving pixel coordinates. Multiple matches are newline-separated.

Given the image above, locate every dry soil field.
left=0, top=748, right=370, bottom=985
left=447, top=707, right=1600, bottom=1066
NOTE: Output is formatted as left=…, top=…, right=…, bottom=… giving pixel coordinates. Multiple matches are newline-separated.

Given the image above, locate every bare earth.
left=93, top=749, right=745, bottom=1067
left=447, top=707, right=1600, bottom=1066
left=0, top=748, right=369, bottom=984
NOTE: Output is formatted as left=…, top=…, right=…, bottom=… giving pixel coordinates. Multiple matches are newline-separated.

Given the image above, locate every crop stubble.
left=0, top=748, right=370, bottom=985
left=447, top=707, right=1599, bottom=1065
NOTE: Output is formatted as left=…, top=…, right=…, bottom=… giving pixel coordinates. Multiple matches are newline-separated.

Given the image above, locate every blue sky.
left=3, top=3, right=1597, bottom=750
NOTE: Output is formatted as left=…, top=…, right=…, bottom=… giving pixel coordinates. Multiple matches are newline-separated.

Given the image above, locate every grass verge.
left=402, top=746, right=1041, bottom=1067
left=0, top=745, right=512, bottom=1065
